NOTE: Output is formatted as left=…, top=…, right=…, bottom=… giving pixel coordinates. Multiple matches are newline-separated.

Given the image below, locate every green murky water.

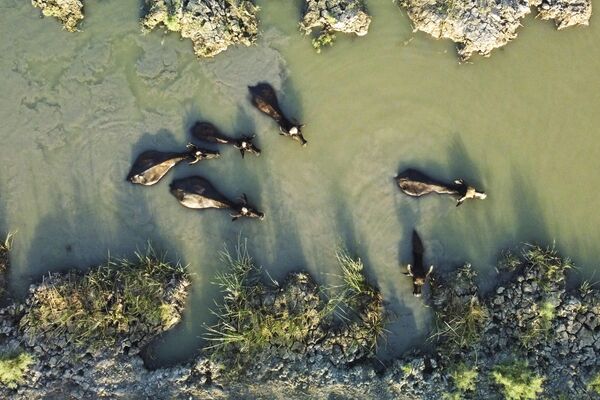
left=1, top=0, right=598, bottom=363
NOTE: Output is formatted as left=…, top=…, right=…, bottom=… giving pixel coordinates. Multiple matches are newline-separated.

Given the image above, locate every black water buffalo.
left=404, top=230, right=433, bottom=297
left=248, top=83, right=307, bottom=146
left=191, top=121, right=261, bottom=158
left=169, top=176, right=264, bottom=221
left=396, top=169, right=487, bottom=206
left=127, top=144, right=219, bottom=186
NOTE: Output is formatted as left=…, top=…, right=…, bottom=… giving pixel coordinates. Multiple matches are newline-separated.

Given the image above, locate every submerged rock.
left=538, top=0, right=592, bottom=30
left=141, top=0, right=259, bottom=58
left=300, top=0, right=371, bottom=51
left=398, top=0, right=592, bottom=61
left=31, top=0, right=84, bottom=32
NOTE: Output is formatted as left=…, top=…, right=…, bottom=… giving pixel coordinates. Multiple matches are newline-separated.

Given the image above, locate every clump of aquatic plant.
left=491, top=360, right=544, bottom=400
left=431, top=266, right=488, bottom=349
left=312, top=30, right=337, bottom=53
left=588, top=372, right=600, bottom=395
left=522, top=244, right=571, bottom=291
left=520, top=301, right=555, bottom=348
left=0, top=350, right=34, bottom=389
left=19, top=247, right=189, bottom=348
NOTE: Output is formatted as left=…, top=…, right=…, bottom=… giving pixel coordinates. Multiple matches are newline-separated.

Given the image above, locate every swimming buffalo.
left=191, top=121, right=261, bottom=158
left=396, top=169, right=487, bottom=206
left=127, top=144, right=219, bottom=186
left=248, top=83, right=307, bottom=146
left=404, top=230, right=433, bottom=297
left=169, top=176, right=264, bottom=221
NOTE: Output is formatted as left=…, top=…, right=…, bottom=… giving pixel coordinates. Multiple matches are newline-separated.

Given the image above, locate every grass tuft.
left=521, top=301, right=555, bottom=348
left=19, top=246, right=188, bottom=348
left=522, top=244, right=571, bottom=291
left=588, top=372, right=600, bottom=395
left=335, top=251, right=387, bottom=352
left=431, top=266, right=488, bottom=349
left=451, top=363, right=478, bottom=392
left=491, top=360, right=544, bottom=400
left=0, top=350, right=34, bottom=389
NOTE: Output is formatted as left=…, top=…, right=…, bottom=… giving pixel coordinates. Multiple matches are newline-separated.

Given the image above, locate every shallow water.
left=1, top=0, right=599, bottom=363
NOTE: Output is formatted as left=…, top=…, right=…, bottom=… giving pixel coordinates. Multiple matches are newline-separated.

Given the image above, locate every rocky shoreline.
left=300, top=0, right=372, bottom=52
left=1, top=240, right=600, bottom=399
left=398, top=0, right=592, bottom=61
left=30, top=0, right=591, bottom=60
left=141, top=0, right=260, bottom=58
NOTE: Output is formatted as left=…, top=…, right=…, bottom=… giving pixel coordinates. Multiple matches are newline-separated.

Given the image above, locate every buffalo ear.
left=406, top=264, right=414, bottom=276
left=427, top=265, right=434, bottom=276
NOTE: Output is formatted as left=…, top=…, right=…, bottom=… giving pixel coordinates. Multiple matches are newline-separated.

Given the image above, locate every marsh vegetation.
left=19, top=247, right=189, bottom=349
left=205, top=243, right=386, bottom=370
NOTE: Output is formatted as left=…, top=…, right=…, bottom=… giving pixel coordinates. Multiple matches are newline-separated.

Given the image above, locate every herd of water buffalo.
left=126, top=82, right=487, bottom=296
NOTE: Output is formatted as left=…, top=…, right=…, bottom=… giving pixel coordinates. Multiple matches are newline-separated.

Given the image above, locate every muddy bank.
left=1, top=241, right=600, bottom=398
left=398, top=0, right=592, bottom=60
left=141, top=0, right=259, bottom=58
left=31, top=0, right=84, bottom=32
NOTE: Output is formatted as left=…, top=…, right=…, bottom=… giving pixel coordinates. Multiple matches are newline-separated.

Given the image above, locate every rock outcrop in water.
left=141, top=0, right=259, bottom=58
left=300, top=0, right=372, bottom=51
left=538, top=0, right=593, bottom=29
left=2, top=243, right=600, bottom=398
left=398, top=0, right=592, bottom=61
left=31, top=0, right=84, bottom=32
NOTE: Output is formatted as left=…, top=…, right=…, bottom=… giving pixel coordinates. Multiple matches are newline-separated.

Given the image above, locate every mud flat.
left=398, top=0, right=592, bottom=60
left=141, top=0, right=259, bottom=58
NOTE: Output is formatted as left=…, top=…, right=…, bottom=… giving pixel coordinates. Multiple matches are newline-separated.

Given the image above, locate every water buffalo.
left=169, top=176, right=264, bottom=221
left=248, top=83, right=307, bottom=146
left=127, top=144, right=220, bottom=186
left=404, top=230, right=433, bottom=297
left=396, top=168, right=487, bottom=206
left=191, top=121, right=261, bottom=158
